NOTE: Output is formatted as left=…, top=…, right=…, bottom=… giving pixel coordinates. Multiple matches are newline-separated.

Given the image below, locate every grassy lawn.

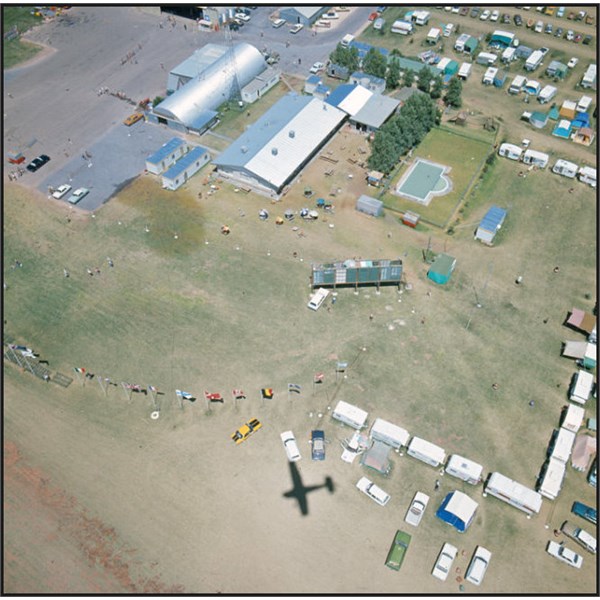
left=379, top=126, right=494, bottom=227
left=2, top=6, right=43, bottom=69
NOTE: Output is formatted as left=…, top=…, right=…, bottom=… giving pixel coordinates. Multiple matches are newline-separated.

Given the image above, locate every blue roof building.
left=145, top=137, right=190, bottom=175
left=475, top=205, right=507, bottom=245
left=161, top=146, right=211, bottom=191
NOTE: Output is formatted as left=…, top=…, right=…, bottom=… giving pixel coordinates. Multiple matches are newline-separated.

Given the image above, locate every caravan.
left=406, top=437, right=446, bottom=468
left=577, top=95, right=593, bottom=113
left=476, top=52, right=497, bottom=66
left=458, top=62, right=472, bottom=80
left=307, top=288, right=330, bottom=310
left=391, top=20, right=413, bottom=35
left=370, top=418, right=410, bottom=450
left=445, top=454, right=484, bottom=485
left=454, top=33, right=470, bottom=52
left=525, top=49, right=544, bottom=71
left=561, top=403, right=585, bottom=433
left=484, top=472, right=543, bottom=516
left=331, top=400, right=368, bottom=429
left=501, top=47, right=516, bottom=63
left=498, top=143, right=523, bottom=161
left=538, top=84, right=557, bottom=104
left=522, top=149, right=549, bottom=168
left=569, top=369, right=595, bottom=404
left=578, top=166, right=597, bottom=188
left=549, top=427, right=576, bottom=464
left=509, top=75, right=527, bottom=94
left=537, top=457, right=566, bottom=500
left=482, top=67, right=498, bottom=85
left=552, top=159, right=579, bottom=178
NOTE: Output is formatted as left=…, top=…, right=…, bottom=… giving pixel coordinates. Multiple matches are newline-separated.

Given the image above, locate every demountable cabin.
left=475, top=205, right=507, bottom=245
left=427, top=253, right=456, bottom=285
left=435, top=491, right=479, bottom=532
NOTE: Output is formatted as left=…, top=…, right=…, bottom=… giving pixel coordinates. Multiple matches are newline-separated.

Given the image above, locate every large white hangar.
left=148, top=42, right=267, bottom=135
left=212, top=93, right=347, bottom=195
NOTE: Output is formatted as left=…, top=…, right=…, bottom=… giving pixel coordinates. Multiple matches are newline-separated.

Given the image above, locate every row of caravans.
left=330, top=401, right=544, bottom=516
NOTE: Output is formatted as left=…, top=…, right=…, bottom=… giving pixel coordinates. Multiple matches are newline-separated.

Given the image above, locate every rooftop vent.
left=241, top=146, right=248, bottom=154
left=289, top=130, right=295, bottom=139
left=271, top=147, right=278, bottom=156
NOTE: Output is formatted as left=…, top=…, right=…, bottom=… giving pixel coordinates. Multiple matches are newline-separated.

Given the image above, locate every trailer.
left=483, top=472, right=543, bottom=517
left=578, top=166, right=597, bottom=188
left=525, top=50, right=544, bottom=71
left=537, top=457, right=566, bottom=500
left=406, top=437, right=446, bottom=468
left=331, top=400, right=368, bottom=430
left=569, top=370, right=595, bottom=404
left=445, top=454, right=484, bottom=485
left=498, top=143, right=523, bottom=161
left=561, top=403, right=585, bottom=433
left=577, top=95, right=593, bottom=113
left=549, top=427, right=576, bottom=464
left=552, top=159, right=579, bottom=178
left=370, top=418, right=410, bottom=450
left=458, top=62, right=472, bottom=80
left=391, top=20, right=413, bottom=35
left=509, top=75, right=527, bottom=94
left=538, top=84, right=557, bottom=104
left=483, top=67, right=498, bottom=85
left=476, top=52, right=497, bottom=66
left=522, top=149, right=549, bottom=168
left=501, top=47, right=516, bottom=63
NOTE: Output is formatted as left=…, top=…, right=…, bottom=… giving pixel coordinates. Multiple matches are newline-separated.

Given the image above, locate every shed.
left=571, top=435, right=597, bottom=472
left=145, top=137, right=189, bottom=175
left=367, top=170, right=384, bottom=187
left=356, top=194, right=383, bottom=217
left=475, top=205, right=507, bottom=245
left=161, top=146, right=210, bottom=191
left=566, top=308, right=597, bottom=335
left=278, top=6, right=326, bottom=26
left=435, top=491, right=479, bottom=533
left=427, top=253, right=456, bottom=285
left=402, top=211, right=420, bottom=228
left=360, top=440, right=392, bottom=475
left=304, top=74, right=321, bottom=95
left=552, top=119, right=572, bottom=139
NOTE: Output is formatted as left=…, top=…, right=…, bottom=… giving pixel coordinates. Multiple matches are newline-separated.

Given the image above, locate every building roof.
left=326, top=84, right=373, bottom=116
left=213, top=93, right=346, bottom=190
left=352, top=94, right=400, bottom=129
left=430, top=253, right=456, bottom=275
left=146, top=137, right=186, bottom=165
left=351, top=71, right=386, bottom=89
left=479, top=205, right=507, bottom=233
left=167, top=44, right=229, bottom=91
left=349, top=40, right=390, bottom=61
left=162, top=146, right=209, bottom=181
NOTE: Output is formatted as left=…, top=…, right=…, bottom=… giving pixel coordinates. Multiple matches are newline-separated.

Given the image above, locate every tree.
left=445, top=78, right=463, bottom=108
left=417, top=67, right=433, bottom=93
left=430, top=74, right=443, bottom=99
left=386, top=60, right=401, bottom=89
left=362, top=47, right=387, bottom=79
left=402, top=68, right=414, bottom=88
left=329, top=44, right=360, bottom=74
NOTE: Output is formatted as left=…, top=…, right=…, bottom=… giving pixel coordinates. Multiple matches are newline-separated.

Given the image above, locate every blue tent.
left=552, top=119, right=572, bottom=139
left=436, top=491, right=479, bottom=533
left=572, top=112, right=590, bottom=129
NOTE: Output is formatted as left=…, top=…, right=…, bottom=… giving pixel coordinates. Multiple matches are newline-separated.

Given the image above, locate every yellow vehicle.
left=123, top=112, right=144, bottom=126
left=545, top=7, right=555, bottom=16
left=231, top=418, right=262, bottom=444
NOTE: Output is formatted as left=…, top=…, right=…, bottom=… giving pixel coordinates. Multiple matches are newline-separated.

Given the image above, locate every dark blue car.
left=311, top=430, right=325, bottom=460
left=572, top=501, right=597, bottom=525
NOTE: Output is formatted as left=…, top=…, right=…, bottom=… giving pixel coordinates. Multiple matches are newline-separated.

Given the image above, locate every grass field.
left=2, top=6, right=43, bottom=69
left=380, top=126, right=494, bottom=227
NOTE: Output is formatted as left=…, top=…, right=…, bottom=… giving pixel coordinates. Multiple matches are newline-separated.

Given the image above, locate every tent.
left=360, top=440, right=392, bottom=475
left=571, top=435, right=597, bottom=472
left=573, top=127, right=595, bottom=146
left=572, top=112, right=590, bottom=129
left=547, top=105, right=560, bottom=121
left=427, top=253, right=456, bottom=285
left=552, top=119, right=572, bottom=139
left=562, top=341, right=597, bottom=369
left=565, top=308, right=596, bottom=335
left=436, top=490, right=478, bottom=532
left=559, top=100, right=577, bottom=120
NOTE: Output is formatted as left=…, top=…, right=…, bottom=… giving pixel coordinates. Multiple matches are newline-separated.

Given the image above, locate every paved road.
left=3, top=6, right=373, bottom=210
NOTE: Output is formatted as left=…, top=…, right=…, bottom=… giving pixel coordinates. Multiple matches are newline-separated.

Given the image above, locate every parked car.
left=583, top=34, right=593, bottom=45
left=534, top=20, right=544, bottom=33
left=356, top=476, right=390, bottom=506
left=280, top=430, right=301, bottom=462
left=26, top=154, right=50, bottom=173
left=574, top=33, right=582, bottom=43
left=588, top=459, right=597, bottom=487
left=572, top=501, right=597, bottom=525
left=585, top=14, right=594, bottom=25
left=514, top=14, right=523, bottom=25
left=567, top=57, right=579, bottom=68
left=490, top=9, right=499, bottom=21
left=404, top=491, right=430, bottom=527
left=52, top=184, right=72, bottom=199
left=465, top=546, right=492, bottom=585
left=567, top=11, right=576, bottom=20
left=432, top=543, right=458, bottom=581
left=502, top=13, right=511, bottom=24
left=290, top=23, right=304, bottom=33
left=546, top=541, right=583, bottom=568
left=271, top=18, right=285, bottom=28
left=451, top=6, right=460, bottom=14
left=545, top=23, right=553, bottom=34
left=322, top=11, right=339, bottom=19
left=123, top=112, right=144, bottom=126
left=231, top=418, right=262, bottom=444
left=470, top=7, right=480, bottom=18
left=310, top=429, right=325, bottom=460
left=66, top=187, right=89, bottom=204
left=385, top=530, right=411, bottom=570
left=576, top=10, right=586, bottom=21
left=234, top=12, right=250, bottom=22
left=555, top=26, right=564, bottom=37
left=480, top=9, right=491, bottom=20
left=459, top=6, right=469, bottom=16
left=557, top=6, right=565, bottom=18
left=561, top=520, right=597, bottom=554
left=309, top=61, right=325, bottom=74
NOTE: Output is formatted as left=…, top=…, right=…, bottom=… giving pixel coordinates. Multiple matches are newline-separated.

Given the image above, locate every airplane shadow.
left=282, top=461, right=335, bottom=516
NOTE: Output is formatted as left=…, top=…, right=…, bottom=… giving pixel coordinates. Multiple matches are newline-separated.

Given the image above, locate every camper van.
left=412, top=10, right=430, bottom=25
left=580, top=64, right=597, bottom=89
left=406, top=437, right=446, bottom=468
left=522, top=149, right=549, bottom=168
left=538, top=85, right=557, bottom=104
left=509, top=75, right=527, bottom=94
left=502, top=46, right=516, bottom=63
left=458, top=63, right=472, bottom=80
left=454, top=33, right=470, bottom=52
left=331, top=400, right=368, bottom=429
left=577, top=95, right=593, bottom=113
left=476, top=52, right=497, bottom=66
left=498, top=143, right=523, bottom=161
left=569, top=369, right=595, bottom=404
left=484, top=472, right=543, bottom=516
left=445, top=454, right=484, bottom=485
left=525, top=49, right=544, bottom=71
left=391, top=20, right=413, bottom=35
left=443, top=23, right=454, bottom=37
left=482, top=67, right=498, bottom=85
left=370, top=418, right=410, bottom=450
left=578, top=166, right=597, bottom=188
left=549, top=427, right=576, bottom=464
left=552, top=159, right=579, bottom=178
left=307, top=287, right=330, bottom=311
left=561, top=403, right=585, bottom=433
left=537, top=457, right=566, bottom=500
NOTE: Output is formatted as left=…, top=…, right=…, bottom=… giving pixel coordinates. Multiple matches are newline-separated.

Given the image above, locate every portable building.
left=476, top=52, right=497, bottom=66
left=445, top=455, right=484, bottom=485
left=406, top=437, right=446, bottom=468
left=581, top=64, right=597, bottom=88
left=391, top=20, right=413, bottom=35
left=427, top=253, right=456, bottom=285
left=522, top=149, right=549, bottom=168
left=549, top=427, right=576, bottom=464
left=435, top=491, right=479, bottom=533
left=577, top=95, right=593, bottom=113
left=412, top=10, right=430, bottom=25
left=525, top=50, right=544, bottom=71
left=484, top=472, right=543, bottom=516
left=482, top=67, right=497, bottom=86
left=498, top=143, right=523, bottom=160
left=493, top=70, right=507, bottom=88
left=241, top=67, right=280, bottom=104
left=145, top=137, right=190, bottom=175
left=370, top=418, right=410, bottom=450
left=578, top=166, right=597, bottom=188
left=559, top=100, right=577, bottom=120
left=537, top=457, right=566, bottom=500
left=161, top=146, right=210, bottom=191
left=458, top=63, right=472, bottom=80
left=569, top=370, right=595, bottom=404
left=475, top=205, right=507, bottom=245
left=427, top=27, right=441, bottom=44
left=402, top=211, right=420, bottom=228
left=278, top=6, right=326, bottom=27
left=501, top=47, right=516, bottom=63
left=360, top=440, right=392, bottom=475
left=454, top=33, right=470, bottom=52
left=538, top=85, right=557, bottom=104
left=311, top=258, right=403, bottom=290
left=561, top=403, right=585, bottom=433
left=571, top=435, right=597, bottom=472
left=509, top=75, right=527, bottom=94
left=524, top=80, right=541, bottom=96
left=355, top=194, right=383, bottom=217
left=331, top=400, right=368, bottom=429
left=552, top=159, right=579, bottom=178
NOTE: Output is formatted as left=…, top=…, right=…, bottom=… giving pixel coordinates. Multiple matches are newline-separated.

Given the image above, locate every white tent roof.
left=445, top=490, right=478, bottom=523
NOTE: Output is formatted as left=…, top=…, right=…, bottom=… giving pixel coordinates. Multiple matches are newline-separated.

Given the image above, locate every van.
left=370, top=418, right=410, bottom=450
left=356, top=476, right=390, bottom=506
left=331, top=400, right=368, bottom=429
left=465, top=546, right=492, bottom=586
left=406, top=437, right=446, bottom=468
left=569, top=370, right=595, bottom=403
left=445, top=454, right=484, bottom=485
left=341, top=33, right=355, bottom=47
left=373, top=17, right=385, bottom=31
left=307, top=287, right=329, bottom=310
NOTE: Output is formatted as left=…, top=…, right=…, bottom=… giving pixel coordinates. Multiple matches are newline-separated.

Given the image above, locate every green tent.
left=427, top=253, right=456, bottom=285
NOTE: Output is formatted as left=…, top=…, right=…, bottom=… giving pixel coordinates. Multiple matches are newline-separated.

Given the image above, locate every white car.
left=490, top=10, right=500, bottom=22
left=322, top=11, right=339, bottom=19
left=546, top=541, right=583, bottom=568
left=234, top=13, right=251, bottom=22
left=52, top=184, right=71, bottom=199
left=567, top=57, right=579, bottom=68
left=465, top=546, right=492, bottom=585
left=67, top=187, right=89, bottom=204
left=432, top=542, right=458, bottom=581
left=290, top=23, right=304, bottom=33
left=404, top=491, right=430, bottom=527
left=310, top=61, right=325, bottom=74
left=280, top=431, right=301, bottom=462
left=566, top=29, right=574, bottom=41
left=356, top=476, right=390, bottom=506
left=480, top=9, right=491, bottom=20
